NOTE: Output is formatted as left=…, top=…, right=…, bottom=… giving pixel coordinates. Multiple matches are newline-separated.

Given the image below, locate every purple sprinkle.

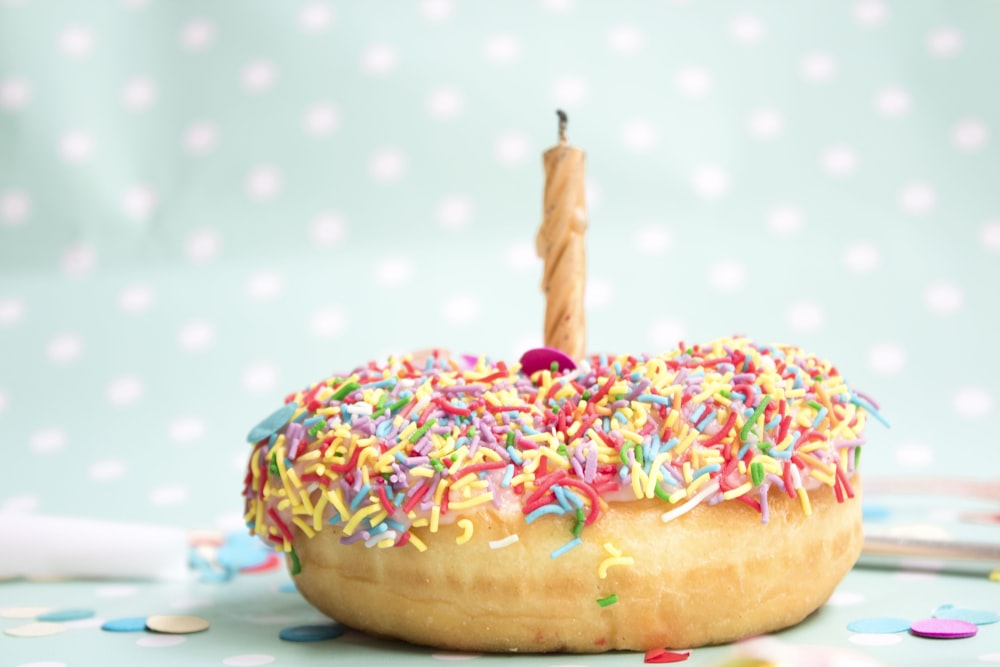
left=909, top=617, right=978, bottom=639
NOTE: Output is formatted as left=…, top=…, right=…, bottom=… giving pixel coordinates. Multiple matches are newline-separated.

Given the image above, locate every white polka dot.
left=729, top=14, right=764, bottom=44
left=484, top=34, right=519, bottom=64
left=302, top=102, right=340, bottom=137
left=107, top=376, right=144, bottom=406
left=119, top=284, right=154, bottom=313
left=30, top=427, right=67, bottom=455
left=183, top=121, right=218, bottom=155
left=178, top=321, right=216, bottom=351
left=708, top=260, right=746, bottom=292
left=585, top=278, right=613, bottom=309
left=925, top=281, right=962, bottom=314
left=121, top=184, right=157, bottom=222
left=505, top=241, right=538, bottom=271
left=375, top=256, right=413, bottom=286
left=47, top=333, right=83, bottom=364
left=180, top=18, right=214, bottom=50
left=899, top=183, right=936, bottom=215
left=493, top=132, right=530, bottom=166
left=981, top=220, right=1000, bottom=252
left=298, top=2, right=333, bottom=32
left=691, top=165, right=730, bottom=199
left=0, top=76, right=30, bottom=109
left=61, top=244, right=96, bottom=277
left=927, top=27, right=962, bottom=57
left=952, top=118, right=989, bottom=152
left=436, top=194, right=473, bottom=229
left=843, top=241, right=880, bottom=273
left=95, top=585, right=138, bottom=598
left=1, top=190, right=31, bottom=226
left=420, top=0, right=453, bottom=21
left=442, top=295, right=481, bottom=324
left=0, top=298, right=23, bottom=326
left=800, top=52, right=837, bottom=82
left=954, top=387, right=992, bottom=418
left=247, top=271, right=283, bottom=300
left=361, top=44, right=397, bottom=75
left=58, top=26, right=94, bottom=57
left=246, top=165, right=282, bottom=201
left=849, top=634, right=902, bottom=647
left=767, top=204, right=803, bottom=236
left=1, top=494, right=40, bottom=513
left=747, top=108, right=784, bottom=139
left=150, top=485, right=189, bottom=506
left=853, top=0, right=888, bottom=27
left=826, top=591, right=865, bottom=606
left=979, top=653, right=1000, bottom=663
left=822, top=145, right=858, bottom=176
left=242, top=363, right=278, bottom=393
left=552, top=75, right=589, bottom=106
left=648, top=320, right=687, bottom=349
left=368, top=148, right=407, bottom=183
left=121, top=77, right=156, bottom=110
left=674, top=66, right=712, bottom=97
left=88, top=459, right=126, bottom=482
left=309, top=308, right=347, bottom=338
left=185, top=228, right=222, bottom=263
left=786, top=301, right=824, bottom=332
left=241, top=60, right=277, bottom=93
left=169, top=416, right=205, bottom=444
left=874, top=86, right=911, bottom=118
left=608, top=25, right=643, bottom=54
left=137, top=635, right=186, bottom=648
left=426, top=87, right=465, bottom=120
left=868, top=342, right=905, bottom=374
left=621, top=119, right=658, bottom=152
left=895, top=442, right=933, bottom=468
left=309, top=212, right=348, bottom=245
left=541, top=0, right=575, bottom=12
left=59, top=130, right=94, bottom=163
left=633, top=224, right=671, bottom=255
left=221, top=655, right=275, bottom=667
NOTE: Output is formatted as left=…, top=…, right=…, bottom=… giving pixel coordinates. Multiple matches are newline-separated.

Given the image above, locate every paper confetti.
left=278, top=622, right=347, bottom=642
left=910, top=618, right=978, bottom=639
left=146, top=614, right=210, bottom=634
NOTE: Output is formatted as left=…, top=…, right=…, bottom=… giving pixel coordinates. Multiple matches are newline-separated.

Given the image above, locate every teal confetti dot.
left=279, top=622, right=346, bottom=642
left=217, top=531, right=271, bottom=571
left=37, top=608, right=95, bottom=622
left=102, top=616, right=149, bottom=632
left=247, top=402, right=297, bottom=443
left=933, top=604, right=1000, bottom=625
left=847, top=617, right=911, bottom=634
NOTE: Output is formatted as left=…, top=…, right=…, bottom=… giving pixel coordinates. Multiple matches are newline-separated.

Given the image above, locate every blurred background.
left=1, top=0, right=998, bottom=534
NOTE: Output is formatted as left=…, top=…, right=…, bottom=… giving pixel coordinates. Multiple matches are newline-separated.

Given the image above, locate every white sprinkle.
left=660, top=481, right=720, bottom=524
left=489, top=534, right=519, bottom=549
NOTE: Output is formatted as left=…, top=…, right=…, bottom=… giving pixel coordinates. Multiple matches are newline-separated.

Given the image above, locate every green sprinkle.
left=653, top=482, right=671, bottom=502
left=331, top=381, right=361, bottom=401
left=557, top=444, right=568, bottom=457
left=289, top=547, right=301, bottom=575
left=750, top=461, right=765, bottom=486
left=597, top=594, right=619, bottom=607
left=550, top=360, right=560, bottom=372
left=572, top=508, right=585, bottom=537
left=739, top=395, right=771, bottom=442
left=807, top=400, right=823, bottom=411
left=468, top=426, right=476, bottom=438
left=505, top=431, right=515, bottom=448
left=582, top=390, right=592, bottom=400
left=720, top=389, right=732, bottom=398
left=409, top=417, right=437, bottom=443
left=269, top=452, right=279, bottom=475
left=430, top=458, right=445, bottom=472
left=854, top=446, right=862, bottom=467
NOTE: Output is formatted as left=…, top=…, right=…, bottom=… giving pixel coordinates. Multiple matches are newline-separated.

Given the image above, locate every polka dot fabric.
left=1, top=2, right=999, bottom=666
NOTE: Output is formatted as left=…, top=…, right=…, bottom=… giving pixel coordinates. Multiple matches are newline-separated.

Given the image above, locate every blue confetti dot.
left=217, top=531, right=271, bottom=571
left=102, top=616, right=149, bottom=632
left=933, top=604, right=1000, bottom=626
left=37, top=608, right=95, bottom=622
left=847, top=617, right=911, bottom=634
left=279, top=622, right=346, bottom=642
left=247, top=402, right=297, bottom=443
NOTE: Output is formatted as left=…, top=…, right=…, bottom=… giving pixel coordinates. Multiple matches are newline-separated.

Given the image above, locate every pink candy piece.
left=909, top=617, right=978, bottom=639
left=519, top=347, right=577, bottom=375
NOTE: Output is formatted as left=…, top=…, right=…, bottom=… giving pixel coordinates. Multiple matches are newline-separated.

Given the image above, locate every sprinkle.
left=661, top=481, right=720, bottom=524
left=489, top=534, right=519, bottom=549
left=456, top=519, right=474, bottom=545
left=596, top=594, right=618, bottom=607
left=288, top=547, right=301, bottom=575
left=550, top=537, right=582, bottom=559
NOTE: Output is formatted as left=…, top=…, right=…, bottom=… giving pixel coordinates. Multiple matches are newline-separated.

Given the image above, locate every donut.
left=242, top=336, right=882, bottom=652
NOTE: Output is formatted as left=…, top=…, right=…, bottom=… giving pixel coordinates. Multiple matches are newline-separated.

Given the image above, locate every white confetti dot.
left=442, top=295, right=481, bottom=324
left=822, top=145, right=858, bottom=176
left=952, top=118, right=989, bottom=152
left=747, top=108, right=784, bottom=139
left=309, top=212, right=347, bottom=245
left=47, top=333, right=83, bottom=364
left=729, top=14, right=764, bottom=44
left=246, top=165, right=282, bottom=201
left=826, top=591, right=865, bottom=606
left=150, top=485, right=189, bottom=507
left=119, top=284, right=154, bottom=313
left=927, top=27, right=962, bottom=57
left=691, top=165, right=730, bottom=199
left=767, top=205, right=804, bottom=236
left=648, top=320, right=687, bottom=349
left=426, top=87, right=465, bottom=120
left=494, top=132, right=530, bottom=166
left=585, top=278, right=613, bottom=309
left=895, top=443, right=933, bottom=468
left=899, top=183, right=936, bottom=215
left=58, top=26, right=94, bottom=58
left=849, top=634, right=902, bottom=647
left=121, top=77, right=156, bottom=110
left=309, top=308, right=347, bottom=338
left=298, top=2, right=333, bottom=32
left=0, top=76, right=30, bottom=109
left=375, top=256, right=413, bottom=286
left=368, top=148, right=407, bottom=183
left=361, top=43, right=397, bottom=76
left=30, top=428, right=67, bottom=455
left=674, top=66, right=713, bottom=97
left=185, top=228, right=222, bottom=263
left=242, top=363, right=278, bottom=393
left=247, top=271, right=283, bottom=300
left=1, top=494, right=40, bottom=513
left=800, top=52, right=837, bottom=82
left=786, top=301, right=824, bottom=332
left=420, top=0, right=453, bottom=21
left=874, top=86, right=911, bottom=118
left=95, top=585, right=138, bottom=598
left=981, top=220, right=1000, bottom=252
left=436, top=194, right=473, bottom=229
left=954, top=387, right=992, bottom=418
left=843, top=241, right=880, bottom=273
left=925, top=281, right=962, bottom=314
left=61, top=244, right=96, bottom=277
left=868, top=342, right=905, bottom=374
left=169, top=416, right=206, bottom=443
left=183, top=121, right=217, bottom=155
left=505, top=241, right=538, bottom=271
left=107, top=376, right=144, bottom=406
left=121, top=184, right=157, bottom=222
left=221, top=655, right=275, bottom=667
left=608, top=24, right=643, bottom=54
left=241, top=60, right=277, bottom=93
left=621, top=119, right=658, bottom=152
left=484, top=34, right=519, bottom=63
left=633, top=224, right=671, bottom=255
left=178, top=321, right=216, bottom=351
left=552, top=75, right=589, bottom=106
left=59, top=130, right=94, bottom=163
left=708, top=260, right=746, bottom=292
left=853, top=0, right=888, bottom=27
left=180, top=18, right=214, bottom=50
left=137, top=635, right=186, bottom=648
left=88, top=459, right=126, bottom=482
left=302, top=102, right=340, bottom=137
left=1, top=190, right=31, bottom=226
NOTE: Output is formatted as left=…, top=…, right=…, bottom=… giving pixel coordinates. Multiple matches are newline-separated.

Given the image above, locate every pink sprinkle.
left=909, top=617, right=978, bottom=639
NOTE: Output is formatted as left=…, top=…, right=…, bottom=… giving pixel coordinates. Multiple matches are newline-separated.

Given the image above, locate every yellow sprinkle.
left=448, top=493, right=494, bottom=510
left=796, top=487, right=812, bottom=515
left=598, top=555, right=635, bottom=579
left=644, top=453, right=673, bottom=498
left=297, top=488, right=315, bottom=514
left=342, top=503, right=380, bottom=536
left=291, top=517, right=316, bottom=538
left=312, top=492, right=329, bottom=532
left=327, top=488, right=349, bottom=522
left=376, top=538, right=395, bottom=549
left=456, top=519, right=474, bottom=545
left=668, top=488, right=688, bottom=504
left=619, top=429, right=643, bottom=445
left=809, top=469, right=837, bottom=487
left=682, top=460, right=693, bottom=484
left=603, top=542, right=622, bottom=558
left=430, top=505, right=441, bottom=533
left=630, top=463, right=646, bottom=499
left=722, top=482, right=753, bottom=500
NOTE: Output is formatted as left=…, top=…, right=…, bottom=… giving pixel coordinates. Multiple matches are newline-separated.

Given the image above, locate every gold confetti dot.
left=4, top=621, right=66, bottom=638
left=145, top=614, right=210, bottom=634
left=989, top=569, right=1000, bottom=583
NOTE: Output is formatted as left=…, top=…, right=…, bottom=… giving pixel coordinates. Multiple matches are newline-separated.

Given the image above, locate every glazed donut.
left=242, top=336, right=882, bottom=652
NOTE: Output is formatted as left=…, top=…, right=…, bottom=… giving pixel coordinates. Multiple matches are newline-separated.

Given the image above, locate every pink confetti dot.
left=910, top=617, right=978, bottom=639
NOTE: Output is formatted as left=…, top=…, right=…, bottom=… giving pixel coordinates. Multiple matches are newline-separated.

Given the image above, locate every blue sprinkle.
left=552, top=485, right=573, bottom=512
left=692, top=463, right=721, bottom=479
left=38, top=608, right=95, bottom=622
left=525, top=503, right=565, bottom=523
left=550, top=537, right=582, bottom=559
left=637, top=394, right=672, bottom=406
left=770, top=447, right=793, bottom=459
left=811, top=407, right=828, bottom=428
left=689, top=404, right=706, bottom=424
left=661, top=437, right=680, bottom=452
left=846, top=617, right=911, bottom=634
left=613, top=411, right=628, bottom=424
left=247, top=402, right=297, bottom=443
left=349, top=484, right=370, bottom=510
left=302, top=416, right=322, bottom=427
left=736, top=442, right=752, bottom=459
left=101, top=616, right=149, bottom=632
left=376, top=420, right=393, bottom=437
left=501, top=463, right=515, bottom=487
left=279, top=622, right=347, bottom=642
left=506, top=446, right=523, bottom=465
left=695, top=409, right=717, bottom=432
